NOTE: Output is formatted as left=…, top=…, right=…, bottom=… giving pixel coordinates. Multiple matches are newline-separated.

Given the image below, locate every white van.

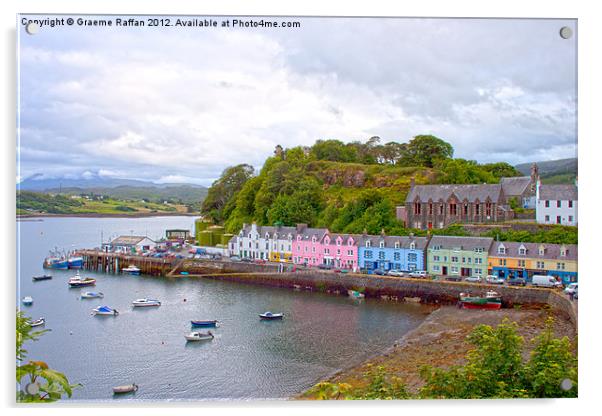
left=531, top=274, right=563, bottom=288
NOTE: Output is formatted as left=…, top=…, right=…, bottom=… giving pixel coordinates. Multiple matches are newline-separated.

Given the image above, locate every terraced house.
left=292, top=225, right=329, bottom=267
left=233, top=223, right=296, bottom=261
left=357, top=233, right=429, bottom=273
left=427, top=236, right=493, bottom=279
left=320, top=233, right=359, bottom=271
left=488, top=241, right=578, bottom=284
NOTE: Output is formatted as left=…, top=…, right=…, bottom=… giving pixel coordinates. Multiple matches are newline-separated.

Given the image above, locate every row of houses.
left=397, top=164, right=578, bottom=229
left=228, top=223, right=578, bottom=284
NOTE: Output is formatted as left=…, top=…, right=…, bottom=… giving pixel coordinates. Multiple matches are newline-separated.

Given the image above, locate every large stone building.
left=536, top=180, right=578, bottom=226
left=401, top=180, right=513, bottom=230
left=500, top=163, right=539, bottom=209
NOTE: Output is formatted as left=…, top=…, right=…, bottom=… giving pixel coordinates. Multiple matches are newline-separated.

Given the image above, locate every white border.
left=3, top=1, right=600, bottom=416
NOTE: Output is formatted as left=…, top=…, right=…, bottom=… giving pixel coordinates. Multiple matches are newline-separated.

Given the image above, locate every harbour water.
left=17, top=216, right=432, bottom=401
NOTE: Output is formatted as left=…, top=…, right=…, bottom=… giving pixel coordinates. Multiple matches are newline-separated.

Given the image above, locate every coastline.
left=17, top=212, right=200, bottom=219
left=298, top=305, right=577, bottom=399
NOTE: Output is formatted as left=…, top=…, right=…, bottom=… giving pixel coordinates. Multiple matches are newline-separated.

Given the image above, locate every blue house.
left=357, top=234, right=429, bottom=273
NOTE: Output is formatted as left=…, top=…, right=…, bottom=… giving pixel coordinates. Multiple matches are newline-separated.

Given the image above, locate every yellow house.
left=488, top=241, right=577, bottom=284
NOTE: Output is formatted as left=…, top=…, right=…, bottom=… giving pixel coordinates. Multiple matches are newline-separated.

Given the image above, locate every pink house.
left=292, top=224, right=328, bottom=267
left=321, top=233, right=359, bottom=271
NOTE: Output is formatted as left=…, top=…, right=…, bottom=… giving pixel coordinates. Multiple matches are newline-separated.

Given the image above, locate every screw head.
left=560, top=378, right=573, bottom=391
left=559, top=26, right=573, bottom=40
left=25, top=22, right=39, bottom=35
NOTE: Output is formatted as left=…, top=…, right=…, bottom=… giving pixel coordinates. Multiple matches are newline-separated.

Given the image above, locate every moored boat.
left=43, top=257, right=68, bottom=270
left=113, top=383, right=138, bottom=394
left=30, top=317, right=45, bottom=327
left=347, top=290, right=365, bottom=299
left=92, top=306, right=119, bottom=316
left=32, top=274, right=53, bottom=281
left=68, top=256, right=83, bottom=269
left=191, top=320, right=218, bottom=327
left=22, top=296, right=33, bottom=305
left=122, top=265, right=141, bottom=275
left=184, top=331, right=214, bottom=342
left=259, top=311, right=284, bottom=320
left=81, top=291, right=104, bottom=299
left=132, top=298, right=161, bottom=307
left=459, top=290, right=502, bottom=310
left=68, top=271, right=96, bottom=287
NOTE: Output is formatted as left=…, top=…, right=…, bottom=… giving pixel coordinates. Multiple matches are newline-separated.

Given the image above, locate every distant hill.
left=515, top=158, right=577, bottom=184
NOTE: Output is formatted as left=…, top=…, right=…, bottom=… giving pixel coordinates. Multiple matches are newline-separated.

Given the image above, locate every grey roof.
left=296, top=227, right=329, bottom=241
left=357, top=235, right=429, bottom=250
left=489, top=241, right=577, bottom=261
left=240, top=224, right=296, bottom=239
left=428, top=235, right=493, bottom=251
left=406, top=184, right=503, bottom=203
left=321, top=233, right=361, bottom=246
left=500, top=176, right=532, bottom=196
left=110, top=236, right=153, bottom=245
left=539, top=184, right=578, bottom=201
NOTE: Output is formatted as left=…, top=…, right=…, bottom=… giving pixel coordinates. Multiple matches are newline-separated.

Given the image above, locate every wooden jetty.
left=77, top=250, right=178, bottom=276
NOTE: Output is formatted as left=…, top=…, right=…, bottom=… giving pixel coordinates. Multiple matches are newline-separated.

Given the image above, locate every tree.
left=16, top=310, right=79, bottom=402
left=434, top=158, right=497, bottom=184
left=481, top=162, right=522, bottom=179
left=311, top=139, right=359, bottom=162
left=201, top=164, right=254, bottom=223
left=404, top=135, right=454, bottom=167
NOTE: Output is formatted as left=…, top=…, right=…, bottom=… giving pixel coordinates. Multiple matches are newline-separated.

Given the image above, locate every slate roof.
left=539, top=184, right=578, bottom=201
left=428, top=235, right=493, bottom=251
left=406, top=184, right=503, bottom=203
left=295, top=227, right=329, bottom=241
left=321, top=233, right=361, bottom=246
left=500, top=176, right=532, bottom=196
left=240, top=224, right=296, bottom=239
left=489, top=241, right=577, bottom=261
left=357, top=235, right=430, bottom=250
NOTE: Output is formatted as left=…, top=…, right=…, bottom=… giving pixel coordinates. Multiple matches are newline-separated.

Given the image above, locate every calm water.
left=16, top=216, right=430, bottom=401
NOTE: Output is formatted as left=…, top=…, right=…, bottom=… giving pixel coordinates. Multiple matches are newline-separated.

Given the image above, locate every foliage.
left=483, top=225, right=578, bottom=245
left=16, top=310, right=80, bottom=402
left=403, top=135, right=454, bottom=168
left=434, top=158, right=497, bottom=184
left=17, top=191, right=83, bottom=214
left=309, top=365, right=410, bottom=400
left=201, top=164, right=254, bottom=223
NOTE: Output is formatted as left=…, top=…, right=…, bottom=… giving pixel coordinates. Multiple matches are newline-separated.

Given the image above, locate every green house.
left=427, top=236, right=493, bottom=279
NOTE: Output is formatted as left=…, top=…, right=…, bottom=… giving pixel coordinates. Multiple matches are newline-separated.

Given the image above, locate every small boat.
left=22, top=296, right=33, bottom=305
left=259, top=311, right=284, bottom=320
left=347, top=290, right=365, bottom=299
left=68, top=271, right=96, bottom=287
left=185, top=331, right=215, bottom=342
left=113, top=383, right=138, bottom=394
left=122, top=265, right=141, bottom=275
left=43, top=256, right=68, bottom=270
left=81, top=291, right=104, bottom=299
left=32, top=274, right=52, bottom=281
left=92, top=306, right=119, bottom=316
left=459, top=290, right=502, bottom=310
left=68, top=256, right=83, bottom=269
left=191, top=320, right=218, bottom=327
left=30, top=317, right=45, bottom=327
left=132, top=298, right=161, bottom=307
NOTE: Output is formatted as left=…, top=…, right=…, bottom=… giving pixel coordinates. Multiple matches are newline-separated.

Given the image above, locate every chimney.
left=381, top=228, right=386, bottom=237
left=296, top=223, right=308, bottom=233
left=410, top=177, right=415, bottom=188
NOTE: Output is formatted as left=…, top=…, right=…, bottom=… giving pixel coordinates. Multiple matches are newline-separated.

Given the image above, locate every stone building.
left=500, top=163, right=539, bottom=209
left=402, top=180, right=513, bottom=230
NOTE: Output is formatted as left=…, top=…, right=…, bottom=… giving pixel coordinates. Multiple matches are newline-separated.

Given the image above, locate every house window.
left=568, top=216, right=573, bottom=222
left=364, top=251, right=372, bottom=259
left=451, top=266, right=459, bottom=274
left=366, top=241, right=371, bottom=248
left=519, top=247, right=526, bottom=255
left=538, top=247, right=545, bottom=256
left=475, top=268, right=482, bottom=275
left=324, top=249, right=330, bottom=255
left=450, top=203, right=457, bottom=215
left=409, top=242, right=415, bottom=250
left=518, top=260, right=526, bottom=267
left=537, top=261, right=545, bottom=269
left=556, top=216, right=561, bottom=224
left=474, top=248, right=483, bottom=253
left=485, top=202, right=492, bottom=217
left=463, top=204, right=469, bottom=215
left=394, top=252, right=401, bottom=261
left=557, top=200, right=561, bottom=208
left=414, top=202, right=421, bottom=215
left=379, top=251, right=385, bottom=260
left=475, top=204, right=480, bottom=215
left=347, top=250, right=353, bottom=256
left=498, top=246, right=506, bottom=255
left=545, top=215, right=550, bottom=222
left=312, top=247, right=316, bottom=253
left=475, top=257, right=483, bottom=264
left=433, top=265, right=440, bottom=272
left=433, top=255, right=440, bottom=261
left=379, top=241, right=385, bottom=248
left=439, top=205, right=444, bottom=215
left=337, top=249, right=341, bottom=255
left=337, top=239, right=341, bottom=246
left=408, top=253, right=418, bottom=262
left=568, top=200, right=573, bottom=208
left=429, top=203, right=433, bottom=215
left=545, top=200, right=550, bottom=208
left=312, top=237, right=316, bottom=243
left=451, top=256, right=459, bottom=263
left=557, top=263, right=565, bottom=270
left=394, top=242, right=400, bottom=249
left=560, top=247, right=566, bottom=257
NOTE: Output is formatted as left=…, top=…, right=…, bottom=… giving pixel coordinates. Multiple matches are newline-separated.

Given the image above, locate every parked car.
left=531, top=274, right=563, bottom=288
left=387, top=270, right=405, bottom=277
left=374, top=269, right=386, bottom=276
left=229, top=255, right=241, bottom=262
left=444, top=276, right=462, bottom=282
left=484, top=275, right=504, bottom=285
left=318, top=264, right=333, bottom=270
left=564, top=283, right=578, bottom=295
left=573, top=286, right=578, bottom=299
left=409, top=270, right=428, bottom=278
left=254, top=259, right=266, bottom=264
left=464, top=276, right=482, bottom=283
left=507, top=277, right=527, bottom=286
left=240, top=257, right=253, bottom=263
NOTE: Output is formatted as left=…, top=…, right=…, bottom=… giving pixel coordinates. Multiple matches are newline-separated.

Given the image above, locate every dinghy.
left=259, top=311, right=284, bottom=320
left=113, top=383, right=138, bottom=394
left=81, top=292, right=104, bottom=299
left=190, top=320, right=218, bottom=327
left=22, top=296, right=33, bottom=305
left=185, top=331, right=215, bottom=342
left=32, top=275, right=52, bottom=281
left=122, top=265, right=141, bottom=275
left=92, top=306, right=119, bottom=316
left=30, top=317, right=45, bottom=327
left=132, top=298, right=161, bottom=307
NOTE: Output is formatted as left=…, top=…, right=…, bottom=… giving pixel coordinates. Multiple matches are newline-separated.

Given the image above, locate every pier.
left=78, top=250, right=178, bottom=276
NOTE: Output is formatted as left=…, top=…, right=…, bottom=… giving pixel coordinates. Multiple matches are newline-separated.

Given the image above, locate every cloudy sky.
left=17, top=16, right=577, bottom=186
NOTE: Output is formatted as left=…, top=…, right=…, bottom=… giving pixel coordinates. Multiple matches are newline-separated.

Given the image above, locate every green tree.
left=16, top=310, right=79, bottom=402
left=201, top=164, right=254, bottom=223
left=403, top=135, right=454, bottom=167
left=311, top=139, right=359, bottom=162
left=434, top=158, right=497, bottom=184
left=481, top=162, right=522, bottom=179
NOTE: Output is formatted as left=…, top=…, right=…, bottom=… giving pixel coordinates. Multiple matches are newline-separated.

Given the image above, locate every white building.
left=106, top=235, right=157, bottom=253
left=233, top=223, right=296, bottom=261
left=536, top=180, right=578, bottom=226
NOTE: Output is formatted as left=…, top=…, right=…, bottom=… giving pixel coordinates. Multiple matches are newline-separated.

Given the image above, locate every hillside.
left=201, top=136, right=522, bottom=235
left=515, top=158, right=577, bottom=184
left=44, top=185, right=207, bottom=205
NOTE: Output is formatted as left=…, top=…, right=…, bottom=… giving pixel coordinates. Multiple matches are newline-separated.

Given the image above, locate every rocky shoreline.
left=299, top=305, right=577, bottom=399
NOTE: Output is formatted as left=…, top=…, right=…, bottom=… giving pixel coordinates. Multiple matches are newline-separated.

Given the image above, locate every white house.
left=233, top=223, right=296, bottom=261
left=536, top=180, right=578, bottom=226
left=106, top=235, right=157, bottom=253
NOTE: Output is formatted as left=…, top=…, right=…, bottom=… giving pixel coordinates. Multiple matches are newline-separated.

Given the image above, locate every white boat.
left=259, top=311, right=284, bottom=320
left=132, top=298, right=161, bottom=307
left=81, top=292, right=104, bottom=299
left=122, top=265, right=141, bottom=275
left=184, top=331, right=214, bottom=342
left=22, top=296, right=33, bottom=305
left=347, top=290, right=365, bottom=299
left=68, top=271, right=96, bottom=287
left=92, top=306, right=119, bottom=316
left=30, top=317, right=45, bottom=327
left=113, top=383, right=138, bottom=394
